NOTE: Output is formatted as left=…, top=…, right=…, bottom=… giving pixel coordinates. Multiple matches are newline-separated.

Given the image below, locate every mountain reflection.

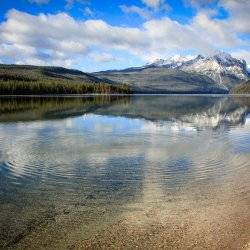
left=0, top=95, right=249, bottom=129
left=0, top=95, right=250, bottom=248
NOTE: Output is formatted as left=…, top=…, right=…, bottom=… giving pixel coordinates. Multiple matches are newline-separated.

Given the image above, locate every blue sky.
left=0, top=0, right=249, bottom=71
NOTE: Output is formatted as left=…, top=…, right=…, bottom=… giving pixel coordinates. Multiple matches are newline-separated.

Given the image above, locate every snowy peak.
left=168, top=55, right=196, bottom=64
left=181, top=52, right=248, bottom=85
left=146, top=52, right=249, bottom=89
left=149, top=55, right=196, bottom=68
left=149, top=52, right=246, bottom=70
left=213, top=52, right=234, bottom=63
left=209, top=52, right=247, bottom=69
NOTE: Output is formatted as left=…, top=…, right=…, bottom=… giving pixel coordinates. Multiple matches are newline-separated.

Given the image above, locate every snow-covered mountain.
left=95, top=52, right=249, bottom=94
left=147, top=55, right=196, bottom=68
left=147, top=52, right=249, bottom=89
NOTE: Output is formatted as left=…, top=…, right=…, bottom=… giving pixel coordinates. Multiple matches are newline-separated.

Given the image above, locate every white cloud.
left=120, top=5, right=151, bottom=20
left=219, top=0, right=250, bottom=34
left=142, top=0, right=169, bottom=10
left=183, top=0, right=216, bottom=9
left=184, top=0, right=250, bottom=35
left=0, top=4, right=249, bottom=69
left=89, top=53, right=116, bottom=63
left=192, top=10, right=240, bottom=48
left=83, top=7, right=94, bottom=17
left=65, top=0, right=89, bottom=9
left=121, top=0, right=170, bottom=20
left=231, top=50, right=250, bottom=71
left=231, top=50, right=250, bottom=62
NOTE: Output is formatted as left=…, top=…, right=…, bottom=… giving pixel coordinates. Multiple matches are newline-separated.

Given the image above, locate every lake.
left=0, top=95, right=249, bottom=249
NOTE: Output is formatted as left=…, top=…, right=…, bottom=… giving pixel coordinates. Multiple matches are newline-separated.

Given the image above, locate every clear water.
left=0, top=96, right=249, bottom=249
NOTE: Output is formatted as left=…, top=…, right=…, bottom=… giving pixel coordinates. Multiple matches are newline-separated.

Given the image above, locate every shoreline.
left=6, top=190, right=250, bottom=250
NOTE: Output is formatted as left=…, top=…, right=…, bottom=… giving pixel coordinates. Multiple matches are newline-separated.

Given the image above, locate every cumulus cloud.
left=231, top=50, right=250, bottom=70
left=192, top=10, right=240, bottom=47
left=89, top=52, right=116, bottom=63
left=65, top=0, right=89, bottom=9
left=0, top=1, right=249, bottom=69
left=183, top=0, right=216, bottom=9
left=83, top=7, right=94, bottom=17
left=219, top=0, right=250, bottom=34
left=120, top=5, right=151, bottom=20
left=120, top=0, right=170, bottom=20
left=185, top=0, right=250, bottom=35
left=142, top=0, right=169, bottom=10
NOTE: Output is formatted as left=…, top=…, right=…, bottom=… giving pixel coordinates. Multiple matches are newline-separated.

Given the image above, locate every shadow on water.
left=0, top=96, right=130, bottom=122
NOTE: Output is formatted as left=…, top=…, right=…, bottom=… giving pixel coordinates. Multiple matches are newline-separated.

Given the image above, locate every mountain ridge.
left=0, top=64, right=131, bottom=94
left=95, top=52, right=249, bottom=94
left=0, top=52, right=249, bottom=94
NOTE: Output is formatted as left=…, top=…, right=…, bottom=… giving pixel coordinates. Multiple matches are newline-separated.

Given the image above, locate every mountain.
left=95, top=67, right=225, bottom=94
left=0, top=52, right=249, bottom=95
left=95, top=52, right=249, bottom=94
left=145, top=55, right=196, bottom=68
left=230, top=80, right=250, bottom=94
left=0, top=64, right=131, bottom=94
left=0, top=64, right=109, bottom=84
left=146, top=52, right=248, bottom=87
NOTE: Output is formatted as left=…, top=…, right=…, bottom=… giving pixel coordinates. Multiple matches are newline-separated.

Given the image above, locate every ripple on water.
left=0, top=102, right=249, bottom=202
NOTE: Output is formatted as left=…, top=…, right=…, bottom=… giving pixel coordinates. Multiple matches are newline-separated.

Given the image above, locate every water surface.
left=0, top=96, right=249, bottom=249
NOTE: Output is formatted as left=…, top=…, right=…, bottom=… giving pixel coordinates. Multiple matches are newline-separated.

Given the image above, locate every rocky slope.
left=95, top=67, right=226, bottom=94
left=230, top=80, right=250, bottom=94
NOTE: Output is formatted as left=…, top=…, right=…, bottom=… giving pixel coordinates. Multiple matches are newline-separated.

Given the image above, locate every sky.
left=0, top=0, right=250, bottom=72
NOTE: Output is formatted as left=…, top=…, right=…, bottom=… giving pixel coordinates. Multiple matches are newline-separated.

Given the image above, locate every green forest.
left=231, top=81, right=250, bottom=94
left=0, top=65, right=131, bottom=95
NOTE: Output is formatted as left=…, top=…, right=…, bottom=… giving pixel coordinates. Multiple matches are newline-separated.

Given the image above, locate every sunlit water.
left=0, top=96, right=249, bottom=249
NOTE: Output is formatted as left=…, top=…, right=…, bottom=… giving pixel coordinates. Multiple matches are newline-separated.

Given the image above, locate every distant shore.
left=1, top=64, right=249, bottom=95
